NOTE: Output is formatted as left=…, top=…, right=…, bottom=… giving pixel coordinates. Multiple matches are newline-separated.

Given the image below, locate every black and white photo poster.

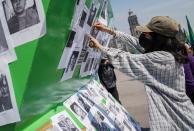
left=85, top=80, right=138, bottom=131
left=0, top=60, right=20, bottom=126
left=0, top=6, right=16, bottom=63
left=58, top=44, right=77, bottom=70
left=72, top=0, right=85, bottom=27
left=58, top=28, right=80, bottom=70
left=0, top=20, right=8, bottom=54
left=98, top=0, right=108, bottom=25
left=65, top=51, right=79, bottom=73
left=90, top=110, right=113, bottom=131
left=87, top=3, right=97, bottom=27
left=60, top=50, right=80, bottom=81
left=51, top=111, right=81, bottom=131
left=62, top=80, right=139, bottom=130
left=1, top=0, right=46, bottom=47
left=80, top=56, right=91, bottom=77
left=79, top=10, right=87, bottom=28
left=63, top=94, right=96, bottom=130
left=66, top=30, right=76, bottom=48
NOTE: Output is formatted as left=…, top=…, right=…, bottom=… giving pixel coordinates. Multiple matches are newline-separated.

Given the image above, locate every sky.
left=110, top=0, right=194, bottom=34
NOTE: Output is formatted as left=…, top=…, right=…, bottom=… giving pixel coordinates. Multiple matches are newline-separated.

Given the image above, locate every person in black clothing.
left=98, top=57, right=120, bottom=102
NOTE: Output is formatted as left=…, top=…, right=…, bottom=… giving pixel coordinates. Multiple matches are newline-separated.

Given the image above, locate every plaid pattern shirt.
left=101, top=31, right=194, bottom=131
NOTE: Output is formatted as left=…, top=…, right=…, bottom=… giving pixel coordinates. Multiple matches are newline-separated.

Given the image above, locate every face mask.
left=139, top=33, right=153, bottom=52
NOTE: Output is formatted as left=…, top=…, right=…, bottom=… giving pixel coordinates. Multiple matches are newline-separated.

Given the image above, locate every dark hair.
left=145, top=32, right=188, bottom=64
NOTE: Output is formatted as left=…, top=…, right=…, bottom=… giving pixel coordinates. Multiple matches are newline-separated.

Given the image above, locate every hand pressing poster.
left=1, top=0, right=46, bottom=47
left=0, top=60, right=20, bottom=126
left=79, top=34, right=98, bottom=77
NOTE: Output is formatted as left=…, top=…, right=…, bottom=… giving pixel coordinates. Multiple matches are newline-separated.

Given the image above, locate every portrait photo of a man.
left=79, top=92, right=95, bottom=106
left=70, top=102, right=87, bottom=120
left=91, top=111, right=111, bottom=131
left=84, top=58, right=91, bottom=72
left=101, top=1, right=107, bottom=19
left=90, top=26, right=99, bottom=38
left=58, top=117, right=79, bottom=131
left=65, top=51, right=79, bottom=73
left=79, top=10, right=87, bottom=28
left=87, top=3, right=97, bottom=26
left=88, top=58, right=94, bottom=71
left=92, top=58, right=99, bottom=71
left=0, top=20, right=9, bottom=55
left=0, top=74, right=12, bottom=112
left=77, top=96, right=91, bottom=112
left=82, top=34, right=89, bottom=50
left=83, top=51, right=89, bottom=62
left=66, top=30, right=76, bottom=48
left=3, top=0, right=40, bottom=34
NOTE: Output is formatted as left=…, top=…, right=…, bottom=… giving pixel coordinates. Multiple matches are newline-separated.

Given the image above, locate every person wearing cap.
left=98, top=57, right=120, bottom=102
left=88, top=16, right=194, bottom=130
left=183, top=44, right=194, bottom=104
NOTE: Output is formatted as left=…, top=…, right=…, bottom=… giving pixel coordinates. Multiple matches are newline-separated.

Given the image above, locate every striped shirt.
left=101, top=31, right=194, bottom=131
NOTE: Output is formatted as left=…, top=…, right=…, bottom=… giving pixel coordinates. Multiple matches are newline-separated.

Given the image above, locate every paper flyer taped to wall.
left=0, top=0, right=46, bottom=47
left=0, top=60, right=20, bottom=126
left=51, top=111, right=81, bottom=131
left=0, top=6, right=17, bottom=63
left=59, top=80, right=139, bottom=131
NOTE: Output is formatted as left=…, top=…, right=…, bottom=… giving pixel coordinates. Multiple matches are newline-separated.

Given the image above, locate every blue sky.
left=110, top=0, right=194, bottom=33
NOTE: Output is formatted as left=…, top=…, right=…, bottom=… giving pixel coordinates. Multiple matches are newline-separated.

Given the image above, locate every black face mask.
left=139, top=33, right=153, bottom=52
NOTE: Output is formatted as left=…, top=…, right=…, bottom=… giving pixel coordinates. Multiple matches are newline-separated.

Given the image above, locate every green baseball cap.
left=136, top=16, right=179, bottom=37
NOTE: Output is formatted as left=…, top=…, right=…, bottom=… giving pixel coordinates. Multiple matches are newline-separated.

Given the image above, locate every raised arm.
left=113, top=31, right=145, bottom=54
left=94, top=23, right=144, bottom=54
left=88, top=34, right=174, bottom=85
left=100, top=47, right=174, bottom=84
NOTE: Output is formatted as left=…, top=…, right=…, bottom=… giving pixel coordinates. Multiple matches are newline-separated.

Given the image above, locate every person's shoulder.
left=26, top=7, right=39, bottom=19
left=7, top=15, right=17, bottom=25
left=26, top=7, right=38, bottom=15
left=25, top=7, right=39, bottom=24
left=145, top=51, right=174, bottom=64
left=7, top=15, right=19, bottom=34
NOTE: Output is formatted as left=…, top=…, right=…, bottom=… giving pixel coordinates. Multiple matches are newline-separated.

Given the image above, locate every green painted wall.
left=0, top=0, right=113, bottom=130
